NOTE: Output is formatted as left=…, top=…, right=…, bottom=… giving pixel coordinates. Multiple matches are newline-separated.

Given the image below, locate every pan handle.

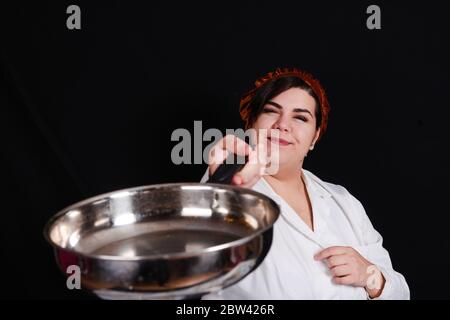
left=206, top=154, right=248, bottom=184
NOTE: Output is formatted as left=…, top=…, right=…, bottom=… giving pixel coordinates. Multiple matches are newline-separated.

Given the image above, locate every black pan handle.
left=206, top=154, right=248, bottom=184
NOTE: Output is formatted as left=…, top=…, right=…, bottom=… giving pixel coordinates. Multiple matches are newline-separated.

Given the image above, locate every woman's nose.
left=273, top=116, right=290, bottom=132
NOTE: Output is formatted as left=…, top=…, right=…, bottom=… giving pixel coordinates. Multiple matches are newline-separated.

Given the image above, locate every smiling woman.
left=201, top=67, right=410, bottom=300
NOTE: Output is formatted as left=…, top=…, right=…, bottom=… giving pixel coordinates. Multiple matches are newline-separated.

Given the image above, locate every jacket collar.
left=301, top=169, right=333, bottom=199
left=255, top=168, right=335, bottom=248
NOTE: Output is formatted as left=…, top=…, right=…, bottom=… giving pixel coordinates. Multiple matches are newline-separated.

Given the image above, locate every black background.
left=1, top=0, right=449, bottom=299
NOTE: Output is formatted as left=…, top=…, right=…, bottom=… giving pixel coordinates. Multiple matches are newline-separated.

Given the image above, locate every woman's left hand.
left=314, top=246, right=385, bottom=298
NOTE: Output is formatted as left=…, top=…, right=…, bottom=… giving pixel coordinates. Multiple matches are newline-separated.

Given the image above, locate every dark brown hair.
left=242, top=76, right=321, bottom=130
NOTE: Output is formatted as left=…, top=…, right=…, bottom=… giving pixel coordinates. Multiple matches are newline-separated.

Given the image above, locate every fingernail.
left=233, top=176, right=242, bottom=185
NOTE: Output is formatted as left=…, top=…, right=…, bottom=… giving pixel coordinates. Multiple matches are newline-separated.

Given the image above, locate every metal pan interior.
left=45, top=183, right=279, bottom=260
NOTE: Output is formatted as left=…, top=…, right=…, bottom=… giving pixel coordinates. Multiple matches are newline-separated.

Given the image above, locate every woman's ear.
left=310, top=128, right=321, bottom=150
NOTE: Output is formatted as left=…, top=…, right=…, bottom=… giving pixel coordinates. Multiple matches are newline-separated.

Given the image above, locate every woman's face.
left=252, top=87, right=320, bottom=170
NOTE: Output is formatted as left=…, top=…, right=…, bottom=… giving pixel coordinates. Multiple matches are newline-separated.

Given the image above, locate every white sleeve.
left=200, top=167, right=210, bottom=183
left=349, top=194, right=410, bottom=300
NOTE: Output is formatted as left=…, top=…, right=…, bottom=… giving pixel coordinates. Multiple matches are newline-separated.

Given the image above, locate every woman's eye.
left=262, top=107, right=277, bottom=113
left=295, top=116, right=307, bottom=122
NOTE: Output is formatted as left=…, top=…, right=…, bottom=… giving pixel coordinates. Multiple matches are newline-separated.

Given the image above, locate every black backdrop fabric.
left=1, top=1, right=449, bottom=299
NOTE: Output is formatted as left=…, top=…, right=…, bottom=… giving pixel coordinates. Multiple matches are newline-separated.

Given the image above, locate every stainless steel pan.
left=44, top=159, right=279, bottom=299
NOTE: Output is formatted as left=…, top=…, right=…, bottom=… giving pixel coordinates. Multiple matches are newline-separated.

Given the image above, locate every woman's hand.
left=208, top=134, right=268, bottom=188
left=314, top=246, right=385, bottom=298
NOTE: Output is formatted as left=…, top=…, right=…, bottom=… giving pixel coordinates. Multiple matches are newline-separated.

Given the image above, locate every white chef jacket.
left=200, top=168, right=410, bottom=300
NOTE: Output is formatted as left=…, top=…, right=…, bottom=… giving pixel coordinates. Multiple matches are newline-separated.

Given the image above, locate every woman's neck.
left=264, top=162, right=304, bottom=191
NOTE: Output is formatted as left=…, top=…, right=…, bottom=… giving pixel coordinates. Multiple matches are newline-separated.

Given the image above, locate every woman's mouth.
left=268, top=137, right=292, bottom=146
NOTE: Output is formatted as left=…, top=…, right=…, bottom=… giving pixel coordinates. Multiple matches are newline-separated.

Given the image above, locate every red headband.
left=239, top=67, right=330, bottom=141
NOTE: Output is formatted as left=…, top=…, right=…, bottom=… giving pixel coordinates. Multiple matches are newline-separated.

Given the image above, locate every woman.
left=201, top=68, right=409, bottom=299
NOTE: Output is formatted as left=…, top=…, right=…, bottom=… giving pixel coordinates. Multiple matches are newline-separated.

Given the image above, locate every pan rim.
left=43, top=182, right=280, bottom=261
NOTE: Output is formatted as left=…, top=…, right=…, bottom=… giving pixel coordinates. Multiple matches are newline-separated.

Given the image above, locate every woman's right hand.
left=207, top=134, right=268, bottom=188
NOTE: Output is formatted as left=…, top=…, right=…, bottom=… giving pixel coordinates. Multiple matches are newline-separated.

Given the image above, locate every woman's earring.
left=309, top=145, right=314, bottom=150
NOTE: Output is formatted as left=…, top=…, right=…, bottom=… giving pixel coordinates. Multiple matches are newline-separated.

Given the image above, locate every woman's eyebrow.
left=266, top=101, right=313, bottom=116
